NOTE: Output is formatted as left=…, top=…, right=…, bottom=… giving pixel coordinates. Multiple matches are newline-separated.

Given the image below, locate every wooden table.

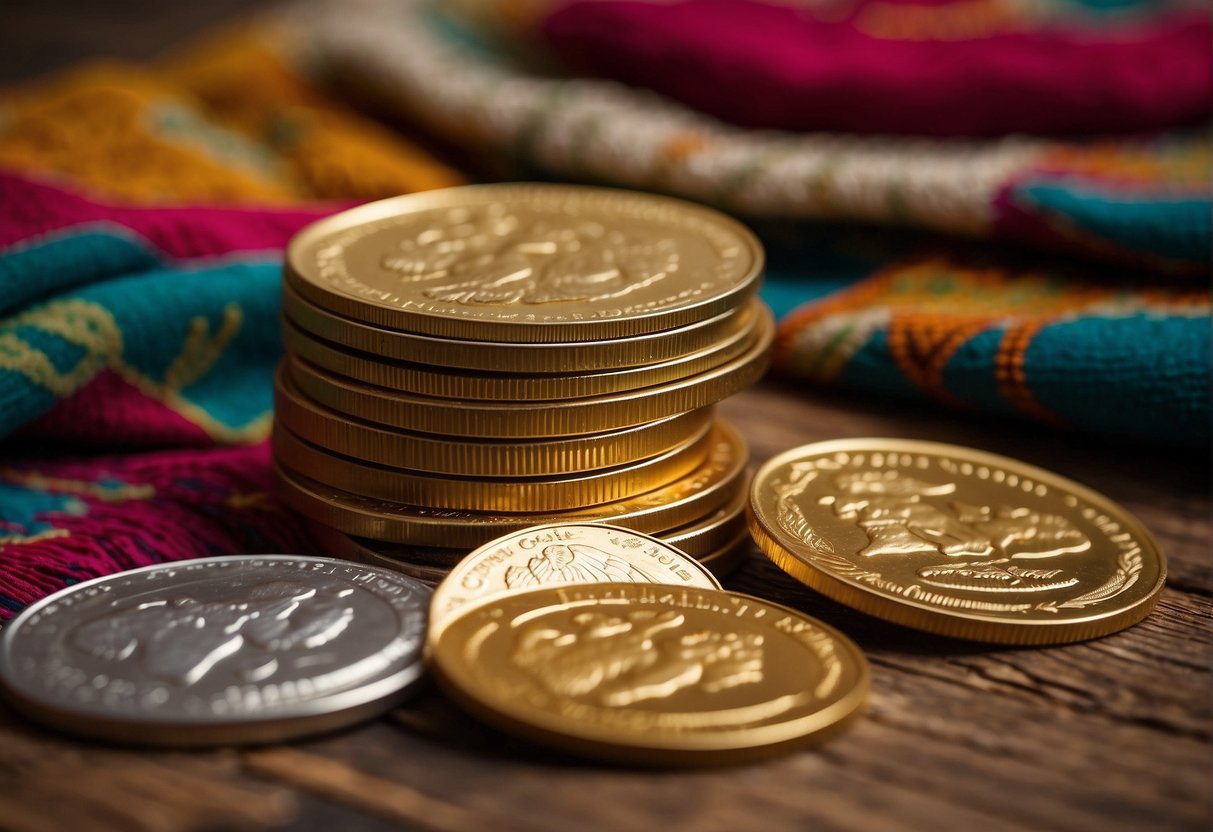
left=1, top=7, right=1209, bottom=831
left=2, top=382, right=1208, bottom=832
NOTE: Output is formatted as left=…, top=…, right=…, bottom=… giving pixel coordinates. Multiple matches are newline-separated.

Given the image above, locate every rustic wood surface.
left=1, top=6, right=1209, bottom=832
left=1, top=381, right=1208, bottom=832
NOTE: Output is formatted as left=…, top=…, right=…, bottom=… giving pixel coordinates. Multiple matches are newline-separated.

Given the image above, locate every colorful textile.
left=537, top=0, right=1212, bottom=138
left=759, top=226, right=1209, bottom=443
left=0, top=30, right=464, bottom=203
left=0, top=171, right=333, bottom=445
left=0, top=443, right=322, bottom=618
left=306, top=0, right=1211, bottom=271
left=0, top=30, right=462, bottom=618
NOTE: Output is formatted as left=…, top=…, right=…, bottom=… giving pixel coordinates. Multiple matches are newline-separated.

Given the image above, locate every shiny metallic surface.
left=749, top=439, right=1166, bottom=644
left=271, top=421, right=748, bottom=547
left=427, top=523, right=722, bottom=637
left=0, top=556, right=431, bottom=745
left=428, top=583, right=869, bottom=765
left=284, top=184, right=763, bottom=342
left=282, top=306, right=772, bottom=437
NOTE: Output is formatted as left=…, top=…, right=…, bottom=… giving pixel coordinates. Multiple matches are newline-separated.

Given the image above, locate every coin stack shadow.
left=271, top=193, right=773, bottom=585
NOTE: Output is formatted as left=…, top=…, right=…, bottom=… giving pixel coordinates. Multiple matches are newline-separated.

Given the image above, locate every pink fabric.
left=0, top=169, right=346, bottom=257
left=0, top=442, right=321, bottom=617
left=539, top=0, right=1212, bottom=137
left=19, top=370, right=218, bottom=447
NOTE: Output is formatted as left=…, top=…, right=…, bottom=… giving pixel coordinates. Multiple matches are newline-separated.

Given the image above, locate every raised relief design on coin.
left=379, top=204, right=680, bottom=307
left=428, top=524, right=721, bottom=635
left=0, top=556, right=432, bottom=745
left=429, top=584, right=868, bottom=764
left=69, top=580, right=359, bottom=688
left=504, top=543, right=649, bottom=589
left=751, top=440, right=1164, bottom=643
left=287, top=185, right=762, bottom=341
left=509, top=609, right=766, bottom=707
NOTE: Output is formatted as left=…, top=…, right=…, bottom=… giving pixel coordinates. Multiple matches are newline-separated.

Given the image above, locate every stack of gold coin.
left=272, top=184, right=772, bottom=580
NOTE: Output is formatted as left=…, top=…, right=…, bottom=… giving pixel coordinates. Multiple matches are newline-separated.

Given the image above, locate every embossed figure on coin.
left=510, top=610, right=764, bottom=707
left=380, top=205, right=679, bottom=306
left=504, top=543, right=652, bottom=589
left=70, top=581, right=358, bottom=687
left=814, top=470, right=1089, bottom=592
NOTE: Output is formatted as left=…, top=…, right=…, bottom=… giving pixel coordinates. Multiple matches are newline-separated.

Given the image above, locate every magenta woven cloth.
left=0, top=172, right=339, bottom=618
left=539, top=0, right=1212, bottom=136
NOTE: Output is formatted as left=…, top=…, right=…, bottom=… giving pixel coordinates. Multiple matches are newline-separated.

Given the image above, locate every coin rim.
left=284, top=306, right=772, bottom=437
left=284, top=183, right=764, bottom=343
left=748, top=438, right=1168, bottom=645
left=272, top=419, right=713, bottom=511
left=275, top=368, right=714, bottom=476
left=283, top=286, right=757, bottom=373
left=0, top=555, right=432, bottom=746
left=271, top=420, right=748, bottom=546
left=281, top=304, right=758, bottom=400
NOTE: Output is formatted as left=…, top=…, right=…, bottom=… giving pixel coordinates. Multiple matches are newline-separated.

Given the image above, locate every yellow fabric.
left=0, top=27, right=464, bottom=204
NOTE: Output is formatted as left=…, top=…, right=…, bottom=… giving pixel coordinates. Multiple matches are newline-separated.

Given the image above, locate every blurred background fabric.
left=0, top=0, right=1208, bottom=615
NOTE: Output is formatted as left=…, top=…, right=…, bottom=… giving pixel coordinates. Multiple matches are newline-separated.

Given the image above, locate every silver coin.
left=0, top=555, right=431, bottom=746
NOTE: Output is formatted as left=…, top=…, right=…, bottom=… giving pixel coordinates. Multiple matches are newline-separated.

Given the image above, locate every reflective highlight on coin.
left=272, top=420, right=748, bottom=547
left=0, top=556, right=431, bottom=745
left=285, top=184, right=763, bottom=342
left=428, top=583, right=869, bottom=765
left=428, top=523, right=721, bottom=636
left=749, top=439, right=1166, bottom=644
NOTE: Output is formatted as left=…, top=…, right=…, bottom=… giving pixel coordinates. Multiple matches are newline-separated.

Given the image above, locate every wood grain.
left=1, top=383, right=1206, bottom=832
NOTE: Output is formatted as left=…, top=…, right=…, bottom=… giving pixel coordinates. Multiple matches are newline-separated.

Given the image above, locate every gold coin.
left=284, top=308, right=771, bottom=438
left=283, top=286, right=756, bottom=374
left=428, top=583, right=869, bottom=765
left=272, top=419, right=712, bottom=512
left=310, top=517, right=751, bottom=577
left=285, top=184, right=763, bottom=342
left=315, top=484, right=746, bottom=564
left=748, top=438, right=1167, bottom=645
left=274, top=369, right=714, bottom=476
left=272, top=421, right=747, bottom=547
left=313, top=523, right=751, bottom=586
left=428, top=523, right=722, bottom=638
left=281, top=303, right=758, bottom=400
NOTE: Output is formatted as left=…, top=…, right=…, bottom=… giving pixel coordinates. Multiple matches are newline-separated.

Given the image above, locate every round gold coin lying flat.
left=273, top=421, right=747, bottom=546
left=284, top=308, right=771, bottom=438
left=272, top=419, right=711, bottom=512
left=283, top=287, right=755, bottom=374
left=281, top=302, right=758, bottom=400
left=428, top=583, right=868, bottom=765
left=429, top=524, right=722, bottom=637
left=274, top=369, right=713, bottom=476
left=749, top=439, right=1166, bottom=645
left=285, top=184, right=763, bottom=343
